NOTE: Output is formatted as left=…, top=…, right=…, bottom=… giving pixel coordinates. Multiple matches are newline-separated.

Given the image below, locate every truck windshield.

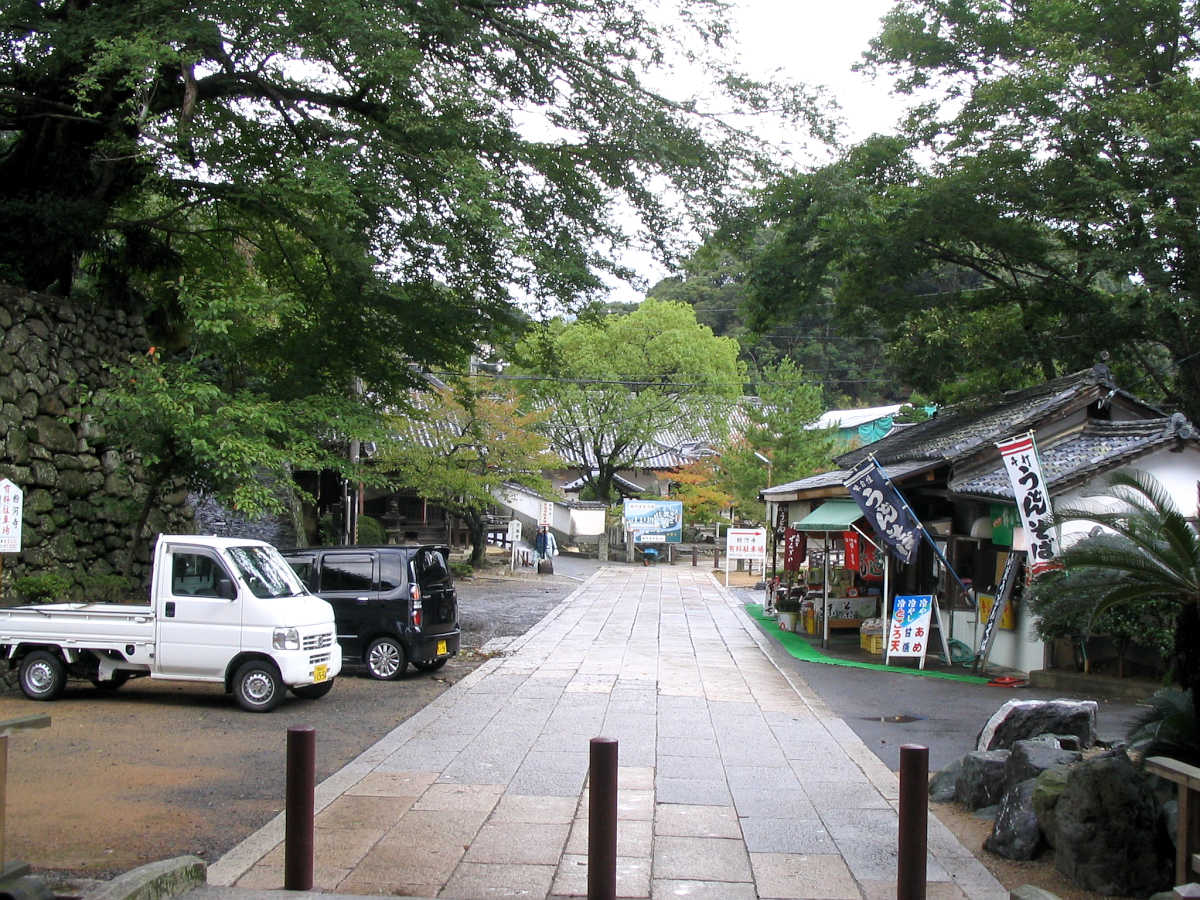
left=227, top=546, right=307, bottom=599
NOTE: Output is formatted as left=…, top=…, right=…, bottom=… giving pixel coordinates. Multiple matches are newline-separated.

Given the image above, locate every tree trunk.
left=465, top=512, right=486, bottom=566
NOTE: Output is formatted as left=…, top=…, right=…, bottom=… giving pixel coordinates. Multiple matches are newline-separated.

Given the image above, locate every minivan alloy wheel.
left=366, top=637, right=405, bottom=680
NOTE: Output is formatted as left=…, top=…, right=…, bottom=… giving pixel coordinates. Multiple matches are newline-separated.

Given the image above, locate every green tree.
left=376, top=378, right=559, bottom=566
left=1031, top=470, right=1200, bottom=724
left=649, top=231, right=895, bottom=404
left=671, top=456, right=732, bottom=528
left=513, top=299, right=744, bottom=502
left=740, top=0, right=1200, bottom=414
left=2, top=0, right=827, bottom=535
left=717, top=358, right=833, bottom=519
left=101, top=350, right=385, bottom=550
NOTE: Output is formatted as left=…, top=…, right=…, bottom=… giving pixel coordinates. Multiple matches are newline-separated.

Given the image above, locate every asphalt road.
left=729, top=584, right=1148, bottom=773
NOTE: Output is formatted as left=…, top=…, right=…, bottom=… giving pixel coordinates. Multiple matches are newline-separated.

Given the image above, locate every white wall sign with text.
left=0, top=479, right=22, bottom=552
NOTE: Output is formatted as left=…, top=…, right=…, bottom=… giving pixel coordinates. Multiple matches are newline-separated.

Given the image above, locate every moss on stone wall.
left=0, top=286, right=193, bottom=601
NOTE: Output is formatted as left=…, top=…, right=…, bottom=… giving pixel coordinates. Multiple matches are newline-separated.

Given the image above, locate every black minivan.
left=281, top=546, right=460, bottom=680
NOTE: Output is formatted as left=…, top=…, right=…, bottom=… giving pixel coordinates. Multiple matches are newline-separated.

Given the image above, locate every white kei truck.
left=0, top=535, right=342, bottom=712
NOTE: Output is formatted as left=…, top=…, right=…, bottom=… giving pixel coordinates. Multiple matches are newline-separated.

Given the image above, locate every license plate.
left=436, top=640, right=447, bottom=656
left=313, top=664, right=328, bottom=683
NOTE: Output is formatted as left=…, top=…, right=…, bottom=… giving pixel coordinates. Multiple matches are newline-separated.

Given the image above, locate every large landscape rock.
left=984, top=778, right=1043, bottom=860
left=1031, top=765, right=1071, bottom=849
left=1004, top=739, right=1082, bottom=794
left=929, top=757, right=963, bottom=802
left=956, top=749, right=1010, bottom=810
left=1052, top=752, right=1173, bottom=896
left=977, top=699, right=1099, bottom=751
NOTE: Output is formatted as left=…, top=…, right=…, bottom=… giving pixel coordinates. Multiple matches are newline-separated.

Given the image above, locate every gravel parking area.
left=0, top=563, right=594, bottom=885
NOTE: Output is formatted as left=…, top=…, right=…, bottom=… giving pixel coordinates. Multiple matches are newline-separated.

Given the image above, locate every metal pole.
left=588, top=737, right=618, bottom=900
left=897, top=744, right=929, bottom=900
left=284, top=726, right=316, bottom=891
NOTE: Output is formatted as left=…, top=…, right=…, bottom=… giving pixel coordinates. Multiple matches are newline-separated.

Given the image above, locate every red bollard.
left=284, top=725, right=316, bottom=891
left=898, top=743, right=929, bottom=900
left=588, top=737, right=618, bottom=900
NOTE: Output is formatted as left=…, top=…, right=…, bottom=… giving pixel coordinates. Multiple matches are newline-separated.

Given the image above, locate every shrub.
left=12, top=572, right=73, bottom=604
left=356, top=514, right=387, bottom=546
left=450, top=560, right=474, bottom=578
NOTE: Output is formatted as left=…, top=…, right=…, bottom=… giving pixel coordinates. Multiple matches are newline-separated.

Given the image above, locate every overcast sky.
left=604, top=0, right=901, bottom=303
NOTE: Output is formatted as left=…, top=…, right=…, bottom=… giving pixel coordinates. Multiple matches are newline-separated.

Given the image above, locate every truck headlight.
left=273, top=627, right=300, bottom=650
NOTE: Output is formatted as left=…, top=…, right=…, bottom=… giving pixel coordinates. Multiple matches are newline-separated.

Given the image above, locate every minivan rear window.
left=415, top=549, right=449, bottom=583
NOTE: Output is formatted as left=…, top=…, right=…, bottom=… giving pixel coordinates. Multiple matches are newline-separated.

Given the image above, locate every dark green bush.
left=12, top=572, right=73, bottom=604
left=356, top=514, right=387, bottom=545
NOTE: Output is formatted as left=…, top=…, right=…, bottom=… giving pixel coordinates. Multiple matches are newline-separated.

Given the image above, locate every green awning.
left=791, top=499, right=863, bottom=532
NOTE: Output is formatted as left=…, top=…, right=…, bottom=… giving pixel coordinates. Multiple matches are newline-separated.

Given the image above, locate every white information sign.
left=507, top=520, right=522, bottom=543
left=538, top=502, right=554, bottom=527
left=0, top=479, right=22, bottom=552
left=726, top=527, right=767, bottom=561
left=724, top=527, right=767, bottom=585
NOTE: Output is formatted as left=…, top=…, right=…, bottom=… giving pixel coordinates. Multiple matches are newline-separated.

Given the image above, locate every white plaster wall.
left=961, top=446, right=1200, bottom=673
left=495, top=484, right=604, bottom=538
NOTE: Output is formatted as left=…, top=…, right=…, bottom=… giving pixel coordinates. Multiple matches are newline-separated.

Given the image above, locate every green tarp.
left=791, top=499, right=863, bottom=532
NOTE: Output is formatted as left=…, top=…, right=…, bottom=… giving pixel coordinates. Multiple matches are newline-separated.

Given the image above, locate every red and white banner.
left=782, top=528, right=806, bottom=573
left=842, top=531, right=859, bottom=571
left=996, top=432, right=1061, bottom=577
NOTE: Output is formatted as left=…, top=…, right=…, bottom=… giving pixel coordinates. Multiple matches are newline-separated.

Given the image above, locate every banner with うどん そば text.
left=843, top=459, right=921, bottom=565
left=996, top=432, right=1061, bottom=577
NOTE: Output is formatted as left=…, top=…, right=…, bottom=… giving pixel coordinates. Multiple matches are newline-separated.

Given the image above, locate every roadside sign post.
left=0, top=480, right=22, bottom=596
left=725, top=527, right=767, bottom=587
left=508, top=520, right=522, bottom=573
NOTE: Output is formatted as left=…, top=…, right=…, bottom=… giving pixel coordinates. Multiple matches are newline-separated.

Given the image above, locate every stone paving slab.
left=209, top=566, right=1008, bottom=898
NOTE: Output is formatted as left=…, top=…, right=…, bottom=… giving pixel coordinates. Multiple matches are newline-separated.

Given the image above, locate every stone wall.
left=0, top=286, right=193, bottom=600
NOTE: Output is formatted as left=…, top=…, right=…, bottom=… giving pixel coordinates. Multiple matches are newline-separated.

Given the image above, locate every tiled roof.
left=562, top=471, right=646, bottom=493
left=950, top=416, right=1199, bottom=500
left=763, top=459, right=938, bottom=498
left=834, top=365, right=1163, bottom=470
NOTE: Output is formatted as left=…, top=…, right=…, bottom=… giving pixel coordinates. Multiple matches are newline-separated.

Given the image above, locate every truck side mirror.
left=215, top=576, right=237, bottom=600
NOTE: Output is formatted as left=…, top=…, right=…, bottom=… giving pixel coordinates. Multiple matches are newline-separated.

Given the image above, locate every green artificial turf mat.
left=745, top=603, right=990, bottom=684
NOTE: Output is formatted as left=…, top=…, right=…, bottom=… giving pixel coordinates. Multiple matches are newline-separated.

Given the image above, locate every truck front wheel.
left=19, top=651, right=66, bottom=701
left=232, top=660, right=283, bottom=712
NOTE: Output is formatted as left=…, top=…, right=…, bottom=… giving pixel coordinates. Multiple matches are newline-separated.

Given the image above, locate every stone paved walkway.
left=208, top=567, right=1007, bottom=899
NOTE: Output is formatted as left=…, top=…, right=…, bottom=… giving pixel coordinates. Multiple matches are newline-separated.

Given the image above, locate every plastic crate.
left=862, top=633, right=884, bottom=656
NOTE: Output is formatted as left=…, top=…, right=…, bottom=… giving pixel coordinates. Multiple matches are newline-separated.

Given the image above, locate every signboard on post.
left=0, top=479, right=22, bottom=553
left=507, top=520, right=522, bottom=573
left=538, top=502, right=554, bottom=527
left=725, top=527, right=767, bottom=585
left=623, top=499, right=683, bottom=544
left=886, top=594, right=933, bottom=665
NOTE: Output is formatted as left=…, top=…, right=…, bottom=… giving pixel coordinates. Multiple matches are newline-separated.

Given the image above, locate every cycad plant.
left=1031, top=469, right=1200, bottom=726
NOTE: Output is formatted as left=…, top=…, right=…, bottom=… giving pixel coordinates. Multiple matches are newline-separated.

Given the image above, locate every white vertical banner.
left=0, top=479, right=22, bottom=552
left=996, top=432, right=1061, bottom=577
left=538, top=501, right=554, bottom=527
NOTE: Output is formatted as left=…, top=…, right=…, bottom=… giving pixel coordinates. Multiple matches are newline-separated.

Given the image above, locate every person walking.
left=534, top=525, right=557, bottom=574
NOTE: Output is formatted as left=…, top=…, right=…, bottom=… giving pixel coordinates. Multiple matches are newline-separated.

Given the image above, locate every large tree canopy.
left=2, top=0, right=819, bottom=325
left=2, top=0, right=824, bottom=522
left=513, top=298, right=743, bottom=502
left=738, top=0, right=1200, bottom=416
